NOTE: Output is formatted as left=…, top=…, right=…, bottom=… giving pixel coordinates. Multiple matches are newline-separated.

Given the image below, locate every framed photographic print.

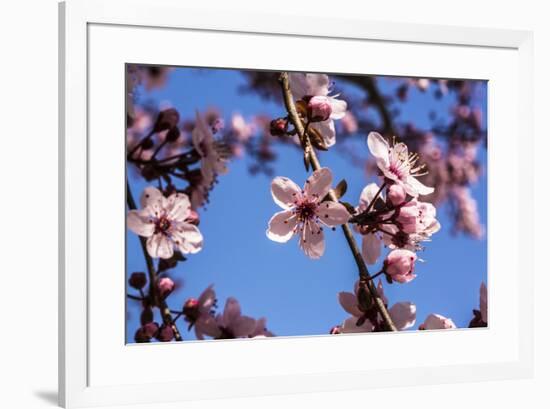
left=59, top=0, right=534, bottom=407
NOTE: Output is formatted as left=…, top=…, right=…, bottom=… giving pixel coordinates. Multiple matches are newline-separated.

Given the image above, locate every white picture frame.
left=59, top=0, right=534, bottom=407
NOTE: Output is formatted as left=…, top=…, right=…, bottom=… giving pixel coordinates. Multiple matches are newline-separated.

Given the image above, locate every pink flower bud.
left=307, top=96, right=332, bottom=122
left=156, top=324, right=175, bottom=342
left=157, top=277, right=175, bottom=298
left=183, top=297, right=200, bottom=322
left=396, top=200, right=419, bottom=234
left=384, top=249, right=417, bottom=283
left=329, top=325, right=342, bottom=335
left=387, top=184, right=407, bottom=206
left=134, top=322, right=159, bottom=342
left=269, top=117, right=288, bottom=137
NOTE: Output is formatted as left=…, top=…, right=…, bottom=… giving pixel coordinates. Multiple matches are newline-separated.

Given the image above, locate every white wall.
left=0, top=1, right=547, bottom=408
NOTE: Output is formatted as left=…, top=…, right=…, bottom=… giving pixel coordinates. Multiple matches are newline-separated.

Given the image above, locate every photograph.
left=125, top=65, right=488, bottom=343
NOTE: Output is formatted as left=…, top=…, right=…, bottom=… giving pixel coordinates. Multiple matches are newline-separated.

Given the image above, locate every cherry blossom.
left=183, top=285, right=217, bottom=340
left=419, top=313, right=456, bottom=330
left=192, top=111, right=229, bottom=199
left=355, top=183, right=384, bottom=265
left=127, top=186, right=204, bottom=259
left=383, top=249, right=418, bottom=283
left=266, top=167, right=350, bottom=259
left=367, top=131, right=434, bottom=197
left=338, top=280, right=416, bottom=333
left=289, top=73, right=347, bottom=147
left=198, top=297, right=256, bottom=339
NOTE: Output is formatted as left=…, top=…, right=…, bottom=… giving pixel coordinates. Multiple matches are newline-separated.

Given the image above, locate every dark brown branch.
left=279, top=72, right=397, bottom=331
left=341, top=76, right=397, bottom=137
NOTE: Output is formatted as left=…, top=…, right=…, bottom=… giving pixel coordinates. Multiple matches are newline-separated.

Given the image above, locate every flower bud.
left=165, top=126, right=181, bottom=142
left=128, top=272, right=147, bottom=290
left=383, top=249, right=417, bottom=283
left=396, top=200, right=419, bottom=234
left=134, top=322, right=159, bottom=342
left=156, top=324, right=175, bottom=342
left=329, top=325, right=342, bottom=335
left=153, top=108, right=180, bottom=133
left=157, top=277, right=175, bottom=298
left=387, top=184, right=407, bottom=206
left=269, top=118, right=288, bottom=137
left=183, top=298, right=200, bottom=322
left=307, top=95, right=332, bottom=122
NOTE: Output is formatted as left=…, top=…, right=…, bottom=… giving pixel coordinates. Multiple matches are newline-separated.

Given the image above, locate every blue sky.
left=126, top=67, right=487, bottom=342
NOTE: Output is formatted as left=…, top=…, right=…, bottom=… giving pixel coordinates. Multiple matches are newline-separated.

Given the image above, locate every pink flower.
left=198, top=298, right=256, bottom=339
left=289, top=73, right=347, bottom=147
left=384, top=249, right=417, bottom=283
left=367, top=132, right=434, bottom=196
left=396, top=199, right=440, bottom=236
left=231, top=113, right=255, bottom=142
left=192, top=111, right=228, bottom=188
left=338, top=280, right=416, bottom=332
left=157, top=277, right=174, bottom=298
left=419, top=313, right=456, bottom=330
left=387, top=184, right=406, bottom=206
left=127, top=187, right=204, bottom=259
left=266, top=168, right=350, bottom=259
left=480, top=282, right=488, bottom=324
left=307, top=96, right=333, bottom=122
left=249, top=317, right=275, bottom=338
left=355, top=183, right=384, bottom=265
left=183, top=285, right=217, bottom=340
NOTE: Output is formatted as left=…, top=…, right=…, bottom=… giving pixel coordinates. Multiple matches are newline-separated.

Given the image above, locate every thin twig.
left=126, top=180, right=183, bottom=341
left=279, top=72, right=397, bottom=331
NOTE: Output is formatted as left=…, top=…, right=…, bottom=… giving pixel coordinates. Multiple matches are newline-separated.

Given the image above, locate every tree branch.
left=279, top=72, right=397, bottom=331
left=341, top=76, right=397, bottom=137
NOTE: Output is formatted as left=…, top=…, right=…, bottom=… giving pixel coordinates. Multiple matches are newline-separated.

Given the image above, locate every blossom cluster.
left=126, top=66, right=488, bottom=342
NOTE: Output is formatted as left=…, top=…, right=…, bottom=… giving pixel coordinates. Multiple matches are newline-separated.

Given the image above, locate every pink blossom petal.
left=127, top=210, right=155, bottom=237
left=271, top=177, right=302, bottom=209
left=304, top=167, right=333, bottom=202
left=288, top=72, right=309, bottom=99
left=421, top=313, right=456, bottom=330
left=222, top=298, right=242, bottom=328
left=146, top=234, right=174, bottom=259
left=195, top=317, right=221, bottom=339
left=166, top=192, right=191, bottom=222
left=341, top=316, right=374, bottom=333
left=140, top=186, right=166, bottom=211
left=198, top=284, right=216, bottom=314
left=316, top=201, right=350, bottom=226
left=362, top=233, right=381, bottom=265
left=266, top=210, right=297, bottom=243
left=389, top=302, right=417, bottom=330
left=192, top=111, right=212, bottom=156
left=404, top=175, right=434, bottom=196
left=299, top=220, right=325, bottom=259
left=329, top=98, right=347, bottom=120
left=172, top=222, right=203, bottom=254
left=232, top=316, right=256, bottom=337
left=311, top=120, right=336, bottom=147
left=338, top=292, right=362, bottom=317
left=367, top=132, right=390, bottom=167
left=358, top=183, right=382, bottom=210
